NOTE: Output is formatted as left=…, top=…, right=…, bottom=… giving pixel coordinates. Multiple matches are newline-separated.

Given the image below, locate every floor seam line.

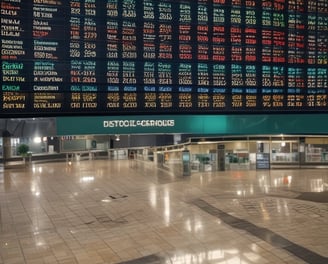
left=193, top=198, right=328, bottom=264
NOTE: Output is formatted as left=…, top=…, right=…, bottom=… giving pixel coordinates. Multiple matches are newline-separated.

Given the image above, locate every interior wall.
left=0, top=118, right=56, bottom=137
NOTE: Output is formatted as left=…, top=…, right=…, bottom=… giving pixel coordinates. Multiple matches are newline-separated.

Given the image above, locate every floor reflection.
left=0, top=160, right=327, bottom=264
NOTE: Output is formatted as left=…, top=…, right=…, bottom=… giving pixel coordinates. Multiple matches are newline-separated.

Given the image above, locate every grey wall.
left=0, top=118, right=56, bottom=137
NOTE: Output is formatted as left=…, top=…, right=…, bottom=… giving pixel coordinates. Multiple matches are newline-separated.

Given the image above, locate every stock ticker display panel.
left=1, top=0, right=328, bottom=116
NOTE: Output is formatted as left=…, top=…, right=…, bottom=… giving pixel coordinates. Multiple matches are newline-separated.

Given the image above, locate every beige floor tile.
left=1, top=160, right=327, bottom=264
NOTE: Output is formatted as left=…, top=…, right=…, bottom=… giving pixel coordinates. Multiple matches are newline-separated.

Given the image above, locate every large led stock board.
left=1, top=0, right=328, bottom=116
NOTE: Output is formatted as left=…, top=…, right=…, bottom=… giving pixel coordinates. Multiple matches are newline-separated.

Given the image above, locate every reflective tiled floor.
left=0, top=160, right=327, bottom=264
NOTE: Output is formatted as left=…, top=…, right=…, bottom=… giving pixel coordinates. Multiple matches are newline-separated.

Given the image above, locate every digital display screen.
left=1, top=0, right=328, bottom=116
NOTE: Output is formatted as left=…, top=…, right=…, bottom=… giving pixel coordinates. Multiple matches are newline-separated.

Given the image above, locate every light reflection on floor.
left=0, top=160, right=327, bottom=264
